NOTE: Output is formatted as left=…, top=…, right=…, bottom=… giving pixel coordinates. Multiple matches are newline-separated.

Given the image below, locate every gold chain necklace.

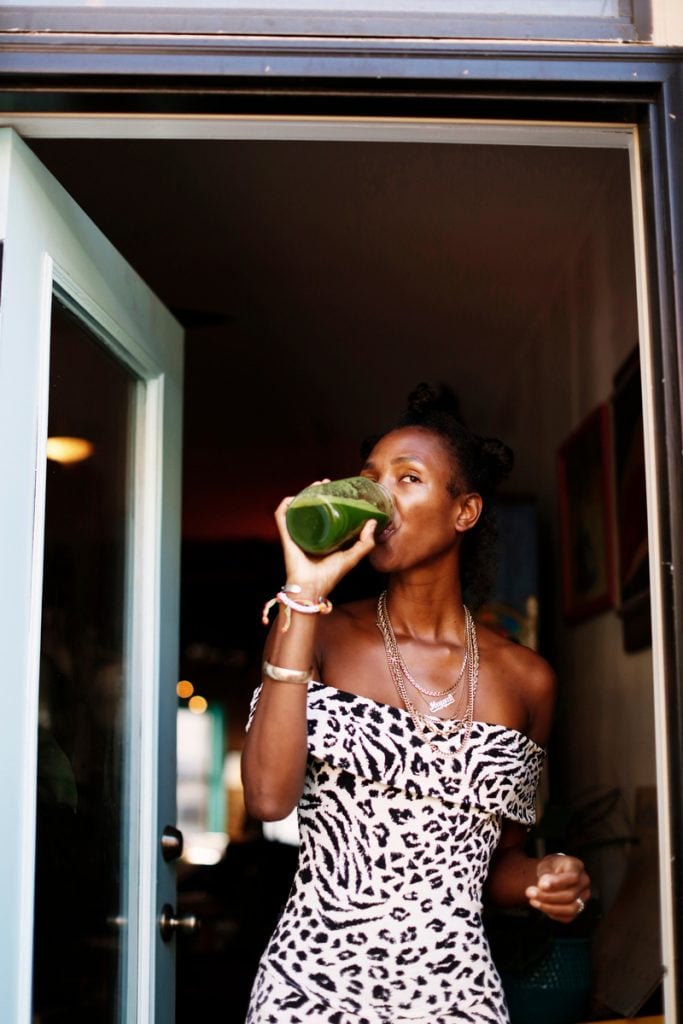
left=376, top=591, right=479, bottom=757
left=376, top=592, right=477, bottom=729
left=386, top=631, right=468, bottom=713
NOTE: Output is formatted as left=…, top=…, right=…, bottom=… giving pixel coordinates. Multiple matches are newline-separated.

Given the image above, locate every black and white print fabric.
left=246, top=682, right=546, bottom=1024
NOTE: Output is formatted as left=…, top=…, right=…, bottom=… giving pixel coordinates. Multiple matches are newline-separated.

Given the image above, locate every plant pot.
left=500, top=936, right=592, bottom=1024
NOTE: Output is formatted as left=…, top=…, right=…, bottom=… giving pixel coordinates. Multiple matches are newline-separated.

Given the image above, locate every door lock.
left=159, top=904, right=200, bottom=943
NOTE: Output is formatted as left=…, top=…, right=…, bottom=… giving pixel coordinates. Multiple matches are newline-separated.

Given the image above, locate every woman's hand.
left=243, top=481, right=380, bottom=822
left=274, top=483, right=379, bottom=597
left=525, top=853, right=591, bottom=923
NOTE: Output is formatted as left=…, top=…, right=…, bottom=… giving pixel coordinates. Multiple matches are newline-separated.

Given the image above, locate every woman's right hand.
left=243, top=484, right=379, bottom=822
left=274, top=483, right=379, bottom=598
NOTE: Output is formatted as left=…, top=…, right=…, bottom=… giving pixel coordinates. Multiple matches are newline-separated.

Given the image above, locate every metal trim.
left=641, top=61, right=683, bottom=1017
left=629, top=117, right=679, bottom=1023
left=0, top=7, right=639, bottom=41
left=0, top=36, right=681, bottom=92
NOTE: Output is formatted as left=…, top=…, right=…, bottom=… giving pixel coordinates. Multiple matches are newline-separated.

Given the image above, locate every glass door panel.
left=33, top=298, right=134, bottom=1023
left=0, top=128, right=183, bottom=1024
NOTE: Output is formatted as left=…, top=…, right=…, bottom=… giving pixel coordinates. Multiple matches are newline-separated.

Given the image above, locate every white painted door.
left=0, top=127, right=184, bottom=1024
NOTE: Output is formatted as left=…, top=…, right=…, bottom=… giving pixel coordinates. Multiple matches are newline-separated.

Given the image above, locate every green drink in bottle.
left=286, top=477, right=394, bottom=555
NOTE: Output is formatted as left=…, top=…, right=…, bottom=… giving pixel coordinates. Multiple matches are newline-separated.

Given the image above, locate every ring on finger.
left=575, top=897, right=585, bottom=915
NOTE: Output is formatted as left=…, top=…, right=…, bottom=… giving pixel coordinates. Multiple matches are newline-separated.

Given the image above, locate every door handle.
left=160, top=824, right=184, bottom=862
left=159, top=903, right=200, bottom=943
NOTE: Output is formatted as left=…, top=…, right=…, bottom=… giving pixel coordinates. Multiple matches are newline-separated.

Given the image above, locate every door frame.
left=0, top=128, right=184, bottom=1024
left=1, top=37, right=682, bottom=1017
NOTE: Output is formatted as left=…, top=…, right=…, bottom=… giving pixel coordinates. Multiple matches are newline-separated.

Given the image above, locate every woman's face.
left=361, top=426, right=477, bottom=575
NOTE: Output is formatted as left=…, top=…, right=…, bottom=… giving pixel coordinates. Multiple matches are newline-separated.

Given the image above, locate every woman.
left=242, top=384, right=590, bottom=1024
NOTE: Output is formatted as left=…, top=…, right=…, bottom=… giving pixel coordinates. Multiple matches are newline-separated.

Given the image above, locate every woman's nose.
left=377, top=474, right=398, bottom=502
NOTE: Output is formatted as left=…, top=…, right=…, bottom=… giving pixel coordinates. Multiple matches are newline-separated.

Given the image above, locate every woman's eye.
left=401, top=473, right=421, bottom=484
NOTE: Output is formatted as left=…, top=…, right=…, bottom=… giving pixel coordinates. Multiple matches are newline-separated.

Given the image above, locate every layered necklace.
left=376, top=591, right=479, bottom=757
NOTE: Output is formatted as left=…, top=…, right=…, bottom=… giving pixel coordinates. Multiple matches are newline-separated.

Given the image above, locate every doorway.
left=24, top=125, right=664, bottom=1022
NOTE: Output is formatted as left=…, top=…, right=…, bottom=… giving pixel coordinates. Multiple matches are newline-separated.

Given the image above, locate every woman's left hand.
left=525, top=853, right=591, bottom=923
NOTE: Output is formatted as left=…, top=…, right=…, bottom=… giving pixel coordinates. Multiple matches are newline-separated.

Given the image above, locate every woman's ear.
left=454, top=493, right=483, bottom=534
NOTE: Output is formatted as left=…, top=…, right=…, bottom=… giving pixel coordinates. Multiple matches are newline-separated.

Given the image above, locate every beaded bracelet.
left=261, top=585, right=333, bottom=633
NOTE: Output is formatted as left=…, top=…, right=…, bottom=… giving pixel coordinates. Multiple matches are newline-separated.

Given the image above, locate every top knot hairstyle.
left=363, top=382, right=514, bottom=609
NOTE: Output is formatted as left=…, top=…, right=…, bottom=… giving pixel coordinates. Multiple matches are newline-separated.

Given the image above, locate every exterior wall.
left=652, top=0, right=683, bottom=44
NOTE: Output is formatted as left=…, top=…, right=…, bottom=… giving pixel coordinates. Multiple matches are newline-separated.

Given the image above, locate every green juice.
left=286, top=494, right=391, bottom=554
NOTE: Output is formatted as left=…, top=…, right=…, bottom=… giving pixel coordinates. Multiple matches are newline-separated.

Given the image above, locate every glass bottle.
left=286, top=476, right=394, bottom=555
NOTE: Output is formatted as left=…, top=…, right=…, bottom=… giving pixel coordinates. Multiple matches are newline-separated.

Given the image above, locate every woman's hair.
left=363, top=382, right=514, bottom=608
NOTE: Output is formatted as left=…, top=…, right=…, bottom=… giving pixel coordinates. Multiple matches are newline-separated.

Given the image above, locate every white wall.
left=502, top=153, right=656, bottom=901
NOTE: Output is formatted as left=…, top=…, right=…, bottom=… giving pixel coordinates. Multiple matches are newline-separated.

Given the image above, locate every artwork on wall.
left=478, top=499, right=540, bottom=650
left=558, top=403, right=616, bottom=623
left=612, top=348, right=651, bottom=652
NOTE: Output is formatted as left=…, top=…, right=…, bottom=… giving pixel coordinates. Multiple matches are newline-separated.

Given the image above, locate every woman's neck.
left=385, top=570, right=466, bottom=642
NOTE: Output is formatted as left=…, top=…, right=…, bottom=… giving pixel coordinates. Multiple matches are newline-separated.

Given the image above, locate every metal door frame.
left=1, top=34, right=681, bottom=1014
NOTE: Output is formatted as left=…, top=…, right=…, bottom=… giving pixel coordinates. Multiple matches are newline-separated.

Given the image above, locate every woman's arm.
left=241, top=495, right=378, bottom=821
left=485, top=655, right=590, bottom=921
left=486, top=824, right=591, bottom=923
left=241, top=604, right=319, bottom=822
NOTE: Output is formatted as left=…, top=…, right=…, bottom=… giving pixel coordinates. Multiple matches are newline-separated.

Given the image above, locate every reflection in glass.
left=32, top=298, right=133, bottom=1024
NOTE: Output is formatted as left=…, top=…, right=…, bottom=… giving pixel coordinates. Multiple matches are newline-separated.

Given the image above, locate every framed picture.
left=478, top=498, right=540, bottom=650
left=612, top=348, right=651, bottom=651
left=558, top=404, right=616, bottom=623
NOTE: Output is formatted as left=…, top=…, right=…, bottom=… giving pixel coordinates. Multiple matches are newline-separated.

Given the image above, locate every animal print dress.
left=245, top=682, right=545, bottom=1024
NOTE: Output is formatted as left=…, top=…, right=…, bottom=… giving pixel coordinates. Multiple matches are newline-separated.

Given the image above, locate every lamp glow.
left=188, top=695, right=208, bottom=715
left=183, top=832, right=228, bottom=865
left=176, top=680, right=194, bottom=699
left=46, top=436, right=94, bottom=465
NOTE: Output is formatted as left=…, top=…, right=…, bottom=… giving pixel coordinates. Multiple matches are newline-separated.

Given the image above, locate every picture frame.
left=612, top=347, right=651, bottom=651
left=558, top=403, right=616, bottom=623
left=478, top=498, right=540, bottom=651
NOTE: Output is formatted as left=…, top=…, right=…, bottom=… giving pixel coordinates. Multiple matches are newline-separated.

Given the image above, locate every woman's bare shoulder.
left=314, top=595, right=378, bottom=649
left=480, top=624, right=554, bottom=677
left=319, top=596, right=378, bottom=638
left=339, top=595, right=379, bottom=619
left=479, top=622, right=557, bottom=737
left=314, top=595, right=385, bottom=685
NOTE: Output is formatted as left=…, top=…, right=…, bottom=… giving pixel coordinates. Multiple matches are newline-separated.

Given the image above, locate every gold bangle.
left=262, top=660, right=313, bottom=685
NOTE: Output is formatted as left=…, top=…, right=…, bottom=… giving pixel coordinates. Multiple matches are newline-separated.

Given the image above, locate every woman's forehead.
left=366, top=426, right=455, bottom=468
